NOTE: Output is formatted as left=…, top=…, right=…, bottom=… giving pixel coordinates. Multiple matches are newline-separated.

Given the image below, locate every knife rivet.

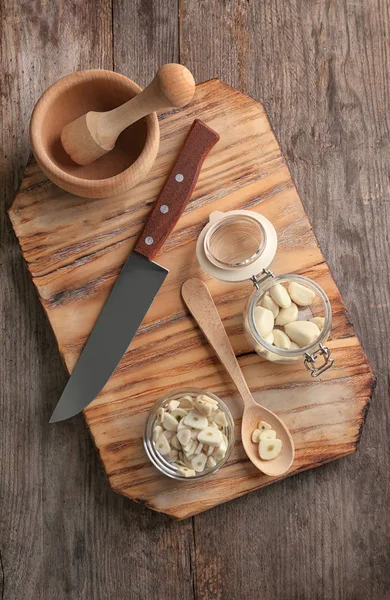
left=175, top=173, right=184, bottom=182
left=145, top=236, right=154, bottom=245
left=160, top=205, right=169, bottom=214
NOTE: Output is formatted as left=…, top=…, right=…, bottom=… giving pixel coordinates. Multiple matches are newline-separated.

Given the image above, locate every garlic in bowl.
left=144, top=388, right=234, bottom=480
left=243, top=274, right=334, bottom=376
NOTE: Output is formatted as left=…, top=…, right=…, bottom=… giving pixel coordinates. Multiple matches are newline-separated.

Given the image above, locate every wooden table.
left=1, top=1, right=389, bottom=598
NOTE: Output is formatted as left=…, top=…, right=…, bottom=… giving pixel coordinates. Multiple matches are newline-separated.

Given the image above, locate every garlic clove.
left=191, top=453, right=207, bottom=472
left=155, top=434, right=171, bottom=456
left=260, top=293, right=280, bottom=318
left=285, top=320, right=320, bottom=347
left=177, top=466, right=196, bottom=477
left=194, top=396, right=213, bottom=416
left=207, top=456, right=217, bottom=468
left=258, top=420, right=272, bottom=431
left=213, top=410, right=228, bottom=427
left=259, top=438, right=282, bottom=460
left=288, top=281, right=315, bottom=306
left=179, top=395, right=194, bottom=408
left=177, top=428, right=192, bottom=447
left=251, top=429, right=262, bottom=443
left=275, top=302, right=298, bottom=326
left=254, top=306, right=275, bottom=337
left=310, top=316, right=325, bottom=330
left=171, top=434, right=181, bottom=450
left=272, top=328, right=291, bottom=349
left=259, top=429, right=276, bottom=440
left=168, top=400, right=180, bottom=412
left=183, top=410, right=209, bottom=430
left=163, top=412, right=179, bottom=431
left=197, top=427, right=223, bottom=447
left=269, top=283, right=291, bottom=308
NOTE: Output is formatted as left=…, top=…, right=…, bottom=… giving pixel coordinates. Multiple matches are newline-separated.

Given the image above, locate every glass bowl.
left=144, top=387, right=234, bottom=480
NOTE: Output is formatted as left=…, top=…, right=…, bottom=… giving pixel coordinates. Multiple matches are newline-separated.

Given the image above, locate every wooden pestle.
left=61, top=63, right=195, bottom=166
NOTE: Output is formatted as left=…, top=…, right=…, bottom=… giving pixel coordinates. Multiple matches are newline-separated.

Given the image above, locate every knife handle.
left=134, top=119, right=220, bottom=260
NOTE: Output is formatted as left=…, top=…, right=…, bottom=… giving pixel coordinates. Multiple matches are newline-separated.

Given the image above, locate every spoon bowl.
left=181, top=277, right=295, bottom=477
left=241, top=403, right=294, bottom=477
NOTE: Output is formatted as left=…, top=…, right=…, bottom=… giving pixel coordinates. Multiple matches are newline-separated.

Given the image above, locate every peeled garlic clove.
left=168, top=400, right=180, bottom=412
left=155, top=434, right=171, bottom=456
left=194, top=442, right=204, bottom=455
left=157, top=407, right=165, bottom=423
left=251, top=429, right=262, bottom=443
left=206, top=445, right=214, bottom=456
left=310, top=316, right=325, bottom=330
left=179, top=395, right=194, bottom=408
left=177, top=466, right=196, bottom=477
left=191, top=452, right=207, bottom=472
left=207, top=456, right=217, bottom=468
left=269, top=283, right=291, bottom=309
left=153, top=425, right=163, bottom=442
left=259, top=429, right=276, bottom=440
left=177, top=428, right=191, bottom=447
left=171, top=434, right=181, bottom=450
left=183, top=439, right=197, bottom=457
left=275, top=302, right=298, bottom=326
left=198, top=394, right=218, bottom=406
left=194, top=396, right=213, bottom=416
left=288, top=281, right=315, bottom=306
left=166, top=450, right=179, bottom=463
left=254, top=306, right=274, bottom=337
left=177, top=419, right=188, bottom=431
left=163, top=412, right=179, bottom=431
left=272, top=328, right=291, bottom=349
left=172, top=408, right=188, bottom=419
left=213, top=441, right=227, bottom=461
left=255, top=331, right=274, bottom=354
left=197, top=427, right=223, bottom=447
left=213, top=410, right=228, bottom=427
left=258, top=420, right=271, bottom=431
left=260, top=293, right=280, bottom=318
left=259, top=438, right=282, bottom=460
left=183, top=410, right=208, bottom=430
left=285, top=321, right=320, bottom=347
left=162, top=430, right=174, bottom=440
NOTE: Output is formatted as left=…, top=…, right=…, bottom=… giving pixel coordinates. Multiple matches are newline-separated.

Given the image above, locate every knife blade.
left=50, top=119, right=220, bottom=422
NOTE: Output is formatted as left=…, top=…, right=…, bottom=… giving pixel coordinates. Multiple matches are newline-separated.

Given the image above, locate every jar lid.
left=196, top=210, right=278, bottom=282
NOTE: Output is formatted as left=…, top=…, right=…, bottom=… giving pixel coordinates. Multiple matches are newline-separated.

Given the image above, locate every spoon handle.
left=182, top=278, right=254, bottom=408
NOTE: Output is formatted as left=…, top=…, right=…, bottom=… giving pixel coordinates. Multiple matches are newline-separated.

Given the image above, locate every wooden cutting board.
left=9, top=79, right=375, bottom=520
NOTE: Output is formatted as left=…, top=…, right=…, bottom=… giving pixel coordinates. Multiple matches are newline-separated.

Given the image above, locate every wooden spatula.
left=182, top=278, right=295, bottom=477
left=61, top=63, right=195, bottom=166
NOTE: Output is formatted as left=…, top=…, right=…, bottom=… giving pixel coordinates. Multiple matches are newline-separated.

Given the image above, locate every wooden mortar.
left=30, top=70, right=160, bottom=198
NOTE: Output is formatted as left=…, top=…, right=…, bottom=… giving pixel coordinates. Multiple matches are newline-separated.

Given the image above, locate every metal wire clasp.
left=250, top=269, right=275, bottom=289
left=304, top=344, right=334, bottom=377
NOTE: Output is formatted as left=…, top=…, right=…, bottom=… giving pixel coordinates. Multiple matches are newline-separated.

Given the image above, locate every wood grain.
left=2, top=0, right=390, bottom=598
left=9, top=78, right=374, bottom=520
left=1, top=2, right=193, bottom=600
left=181, top=0, right=390, bottom=598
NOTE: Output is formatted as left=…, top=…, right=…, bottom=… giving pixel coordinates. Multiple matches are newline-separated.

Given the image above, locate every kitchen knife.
left=50, top=119, right=220, bottom=423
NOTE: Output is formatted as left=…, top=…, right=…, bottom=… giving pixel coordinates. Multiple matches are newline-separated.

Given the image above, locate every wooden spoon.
left=181, top=278, right=295, bottom=477
left=61, top=63, right=195, bottom=166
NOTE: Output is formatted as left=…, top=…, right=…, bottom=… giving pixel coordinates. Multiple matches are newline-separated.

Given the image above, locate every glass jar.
left=196, top=210, right=334, bottom=376
left=144, top=387, right=235, bottom=480
left=243, top=271, right=333, bottom=375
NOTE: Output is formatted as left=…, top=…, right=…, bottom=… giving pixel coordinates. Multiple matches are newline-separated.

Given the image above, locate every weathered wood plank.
left=1, top=2, right=196, bottom=600
left=181, top=0, right=390, bottom=597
